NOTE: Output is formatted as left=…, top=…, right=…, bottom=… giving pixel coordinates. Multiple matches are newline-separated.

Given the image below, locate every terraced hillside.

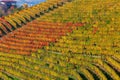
left=0, top=0, right=66, bottom=37
left=0, top=0, right=120, bottom=80
left=0, top=21, right=83, bottom=55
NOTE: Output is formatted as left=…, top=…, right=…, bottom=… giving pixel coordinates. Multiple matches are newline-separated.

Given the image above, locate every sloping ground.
left=0, top=0, right=120, bottom=80
left=0, top=0, right=66, bottom=37
left=0, top=21, right=83, bottom=55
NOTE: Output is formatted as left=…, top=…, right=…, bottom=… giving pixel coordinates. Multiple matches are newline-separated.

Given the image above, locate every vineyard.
left=0, top=0, right=120, bottom=80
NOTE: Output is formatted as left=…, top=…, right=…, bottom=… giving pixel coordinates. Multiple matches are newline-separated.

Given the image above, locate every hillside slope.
left=0, top=0, right=120, bottom=80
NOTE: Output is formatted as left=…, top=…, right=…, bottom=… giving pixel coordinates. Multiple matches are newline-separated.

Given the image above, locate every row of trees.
left=0, top=4, right=28, bottom=17
left=0, top=6, right=14, bottom=17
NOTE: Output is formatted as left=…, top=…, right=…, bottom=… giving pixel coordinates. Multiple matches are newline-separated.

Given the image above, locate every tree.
left=0, top=7, right=5, bottom=17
